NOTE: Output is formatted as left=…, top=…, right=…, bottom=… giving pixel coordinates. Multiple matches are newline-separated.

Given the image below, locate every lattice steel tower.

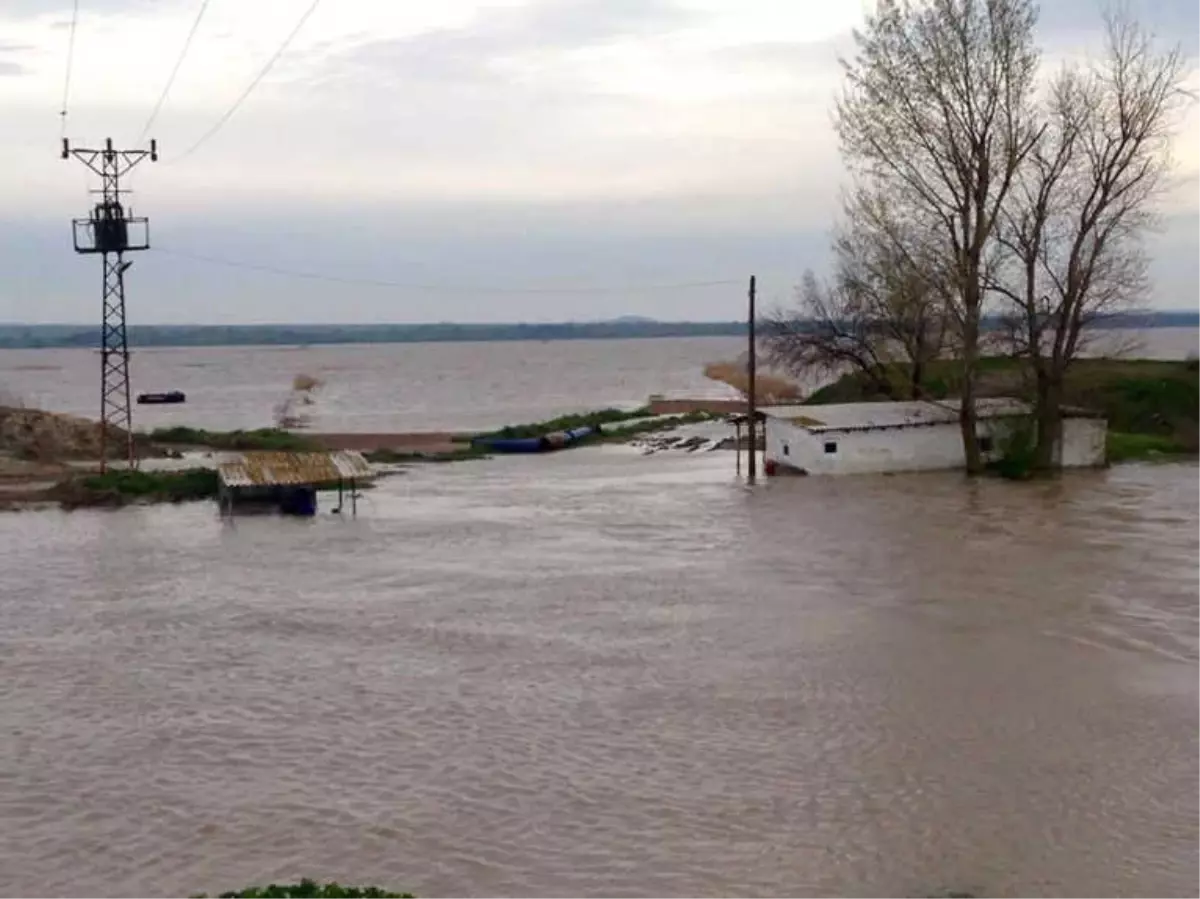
left=62, top=137, right=157, bottom=471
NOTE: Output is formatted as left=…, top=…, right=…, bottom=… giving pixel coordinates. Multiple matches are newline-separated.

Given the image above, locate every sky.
left=0, top=0, right=1196, bottom=325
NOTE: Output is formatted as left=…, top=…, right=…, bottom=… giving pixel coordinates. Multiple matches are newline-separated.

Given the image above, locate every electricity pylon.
left=62, top=137, right=157, bottom=471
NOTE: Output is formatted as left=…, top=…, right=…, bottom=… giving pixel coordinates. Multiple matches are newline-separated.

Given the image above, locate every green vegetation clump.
left=477, top=406, right=652, bottom=440
left=365, top=446, right=490, bottom=464
left=201, top=880, right=413, bottom=899
left=988, top=420, right=1038, bottom=481
left=53, top=467, right=219, bottom=508
left=1105, top=431, right=1193, bottom=463
left=592, top=410, right=715, bottom=441
left=148, top=426, right=320, bottom=452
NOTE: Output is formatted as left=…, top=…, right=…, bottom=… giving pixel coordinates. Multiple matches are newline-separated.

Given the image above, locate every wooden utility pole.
left=746, top=275, right=757, bottom=481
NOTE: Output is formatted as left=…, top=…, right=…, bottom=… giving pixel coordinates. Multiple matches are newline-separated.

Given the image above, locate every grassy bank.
left=590, top=410, right=715, bottom=441
left=474, top=407, right=717, bottom=442
left=808, top=357, right=1199, bottom=462
left=1105, top=431, right=1195, bottom=463
left=131, top=406, right=713, bottom=467
left=146, top=426, right=320, bottom=452
left=51, top=468, right=219, bottom=509
left=364, top=446, right=491, bottom=464
left=474, top=407, right=652, bottom=440
left=184, top=883, right=974, bottom=897
left=199, top=881, right=413, bottom=898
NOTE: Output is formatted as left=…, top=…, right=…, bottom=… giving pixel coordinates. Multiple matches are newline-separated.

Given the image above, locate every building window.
left=782, top=443, right=790, bottom=456
left=824, top=441, right=838, bottom=454
left=979, top=435, right=994, bottom=453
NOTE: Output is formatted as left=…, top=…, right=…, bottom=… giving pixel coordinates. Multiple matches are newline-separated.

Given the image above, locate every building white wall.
left=765, top=415, right=1105, bottom=475
left=767, top=418, right=988, bottom=474
left=1060, top=417, right=1107, bottom=467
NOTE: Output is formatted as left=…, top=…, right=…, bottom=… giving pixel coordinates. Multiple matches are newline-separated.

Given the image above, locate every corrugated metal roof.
left=217, top=450, right=373, bottom=488
left=763, top=398, right=1034, bottom=433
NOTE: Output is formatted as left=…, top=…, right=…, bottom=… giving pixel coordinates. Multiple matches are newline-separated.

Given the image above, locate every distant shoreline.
left=0, top=312, right=1196, bottom=350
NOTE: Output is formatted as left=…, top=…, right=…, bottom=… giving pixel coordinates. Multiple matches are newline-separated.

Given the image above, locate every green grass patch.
left=364, top=446, right=491, bottom=464
left=53, top=467, right=220, bottom=508
left=147, top=426, right=320, bottom=452
left=1106, top=431, right=1193, bottom=463
left=591, top=410, right=715, bottom=441
left=475, top=406, right=651, bottom=440
left=199, top=881, right=413, bottom=899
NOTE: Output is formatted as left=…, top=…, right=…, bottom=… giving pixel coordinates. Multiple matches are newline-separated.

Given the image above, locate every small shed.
left=763, top=398, right=1106, bottom=476
left=216, top=450, right=373, bottom=516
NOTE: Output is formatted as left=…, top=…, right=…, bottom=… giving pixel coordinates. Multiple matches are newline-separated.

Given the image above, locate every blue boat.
left=472, top=425, right=597, bottom=454
left=472, top=436, right=546, bottom=453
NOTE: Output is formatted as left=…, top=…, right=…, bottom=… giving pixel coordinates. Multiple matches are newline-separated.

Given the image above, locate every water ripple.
left=0, top=455, right=1195, bottom=897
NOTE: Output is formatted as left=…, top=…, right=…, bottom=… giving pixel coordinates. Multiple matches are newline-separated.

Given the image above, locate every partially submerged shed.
left=216, top=450, right=373, bottom=516
left=763, top=398, right=1106, bottom=475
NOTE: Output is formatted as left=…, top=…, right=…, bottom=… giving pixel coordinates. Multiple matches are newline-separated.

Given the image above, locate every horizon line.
left=1, top=311, right=1197, bottom=329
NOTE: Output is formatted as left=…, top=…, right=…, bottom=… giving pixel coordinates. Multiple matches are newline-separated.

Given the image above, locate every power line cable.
left=167, top=0, right=321, bottom=163
left=155, top=247, right=741, bottom=294
left=59, top=0, right=80, bottom=138
left=136, top=0, right=211, bottom=143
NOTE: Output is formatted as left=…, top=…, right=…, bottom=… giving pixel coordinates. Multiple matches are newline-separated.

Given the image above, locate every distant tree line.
left=0, top=320, right=747, bottom=348
left=0, top=311, right=1192, bottom=350
left=762, top=0, right=1193, bottom=473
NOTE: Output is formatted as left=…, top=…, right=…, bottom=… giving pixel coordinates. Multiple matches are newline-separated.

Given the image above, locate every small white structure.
left=763, top=398, right=1106, bottom=476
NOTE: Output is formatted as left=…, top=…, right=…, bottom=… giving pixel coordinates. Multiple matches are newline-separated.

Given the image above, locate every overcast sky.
left=0, top=0, right=1196, bottom=324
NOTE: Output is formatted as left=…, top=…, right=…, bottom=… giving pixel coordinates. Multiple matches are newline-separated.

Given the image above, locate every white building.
left=762, top=398, right=1106, bottom=476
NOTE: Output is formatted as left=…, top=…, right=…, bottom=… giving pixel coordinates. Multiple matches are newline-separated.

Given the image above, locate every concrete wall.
left=767, top=420, right=987, bottom=475
left=1060, top=417, right=1107, bottom=467
left=766, top=415, right=1107, bottom=475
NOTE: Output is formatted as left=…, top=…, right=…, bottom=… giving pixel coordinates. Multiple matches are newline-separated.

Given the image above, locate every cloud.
left=0, top=39, right=31, bottom=75
left=0, top=0, right=1195, bottom=323
left=0, top=196, right=826, bottom=324
left=0, top=0, right=163, bottom=17
left=314, top=0, right=699, bottom=90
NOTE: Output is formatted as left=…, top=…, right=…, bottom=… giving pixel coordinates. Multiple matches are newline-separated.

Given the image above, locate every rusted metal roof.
left=217, top=450, right=372, bottom=488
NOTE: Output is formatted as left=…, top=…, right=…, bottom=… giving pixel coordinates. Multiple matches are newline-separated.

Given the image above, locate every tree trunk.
left=960, top=377, right=983, bottom=474
left=1032, top=372, right=1063, bottom=472
left=910, top=355, right=924, bottom=400
left=959, top=319, right=983, bottom=475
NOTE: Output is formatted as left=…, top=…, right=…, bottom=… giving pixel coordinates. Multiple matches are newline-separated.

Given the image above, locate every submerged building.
left=762, top=398, right=1106, bottom=476
left=216, top=450, right=373, bottom=516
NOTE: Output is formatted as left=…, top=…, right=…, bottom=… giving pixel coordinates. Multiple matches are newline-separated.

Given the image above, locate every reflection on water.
left=0, top=451, right=1196, bottom=897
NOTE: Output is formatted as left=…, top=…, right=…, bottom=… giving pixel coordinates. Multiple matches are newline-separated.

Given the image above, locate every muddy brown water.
left=0, top=448, right=1196, bottom=897
left=0, top=328, right=1194, bottom=434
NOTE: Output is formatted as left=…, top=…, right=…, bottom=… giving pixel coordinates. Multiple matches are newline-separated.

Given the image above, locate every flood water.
left=0, top=448, right=1196, bottom=897
left=0, top=328, right=1195, bottom=433
left=0, top=336, right=747, bottom=433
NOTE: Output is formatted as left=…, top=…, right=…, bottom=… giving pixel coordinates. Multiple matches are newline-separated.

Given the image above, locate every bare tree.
left=762, top=269, right=901, bottom=398
left=992, top=11, right=1191, bottom=469
left=762, top=189, right=951, bottom=399
left=837, top=0, right=1042, bottom=472
left=835, top=189, right=953, bottom=398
